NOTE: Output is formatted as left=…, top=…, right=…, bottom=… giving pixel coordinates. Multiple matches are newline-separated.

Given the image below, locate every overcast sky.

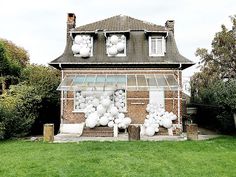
left=0, top=0, right=235, bottom=77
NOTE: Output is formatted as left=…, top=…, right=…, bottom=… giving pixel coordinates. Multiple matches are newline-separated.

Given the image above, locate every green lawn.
left=0, top=136, right=235, bottom=177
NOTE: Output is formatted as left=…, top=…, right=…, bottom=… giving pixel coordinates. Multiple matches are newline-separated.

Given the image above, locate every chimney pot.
left=165, top=20, right=175, bottom=33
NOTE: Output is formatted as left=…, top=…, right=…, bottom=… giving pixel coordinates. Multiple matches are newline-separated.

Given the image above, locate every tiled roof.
left=75, top=15, right=166, bottom=31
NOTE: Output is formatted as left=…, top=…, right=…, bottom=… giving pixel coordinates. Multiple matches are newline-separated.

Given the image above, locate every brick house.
left=49, top=13, right=194, bottom=135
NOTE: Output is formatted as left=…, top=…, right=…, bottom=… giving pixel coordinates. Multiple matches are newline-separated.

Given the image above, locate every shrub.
left=192, top=80, right=236, bottom=133
left=0, top=84, right=42, bottom=138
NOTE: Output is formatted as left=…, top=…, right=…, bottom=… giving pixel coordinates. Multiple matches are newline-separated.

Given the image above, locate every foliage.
left=0, top=137, right=236, bottom=177
left=20, top=65, right=61, bottom=134
left=0, top=39, right=29, bottom=77
left=191, top=16, right=236, bottom=132
left=0, top=84, right=42, bottom=138
left=0, top=65, right=60, bottom=138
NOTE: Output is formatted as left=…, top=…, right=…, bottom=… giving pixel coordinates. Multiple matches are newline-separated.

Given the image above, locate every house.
left=49, top=13, right=194, bottom=136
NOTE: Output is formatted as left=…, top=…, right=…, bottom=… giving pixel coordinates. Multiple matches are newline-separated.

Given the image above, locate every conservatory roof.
left=57, top=74, right=180, bottom=91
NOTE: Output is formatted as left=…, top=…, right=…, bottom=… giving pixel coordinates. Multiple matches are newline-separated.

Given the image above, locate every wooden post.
left=128, top=125, right=140, bottom=141
left=43, top=124, right=54, bottom=142
left=186, top=124, right=198, bottom=140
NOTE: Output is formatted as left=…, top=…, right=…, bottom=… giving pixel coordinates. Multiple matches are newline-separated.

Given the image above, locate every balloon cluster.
left=114, top=89, right=126, bottom=112
left=75, top=90, right=131, bottom=129
left=71, top=35, right=93, bottom=57
left=143, top=104, right=177, bottom=136
left=107, top=35, right=126, bottom=56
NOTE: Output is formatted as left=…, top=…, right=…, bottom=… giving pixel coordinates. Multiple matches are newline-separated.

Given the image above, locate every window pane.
left=156, top=39, right=162, bottom=55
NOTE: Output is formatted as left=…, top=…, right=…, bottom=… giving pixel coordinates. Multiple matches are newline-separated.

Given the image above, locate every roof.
left=49, top=14, right=194, bottom=70
left=75, top=15, right=166, bottom=32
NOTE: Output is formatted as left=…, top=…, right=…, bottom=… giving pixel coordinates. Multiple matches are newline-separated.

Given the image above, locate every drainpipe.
left=177, top=64, right=182, bottom=128
left=60, top=67, right=64, bottom=127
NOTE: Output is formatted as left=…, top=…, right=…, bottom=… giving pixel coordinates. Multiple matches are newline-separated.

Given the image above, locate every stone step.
left=82, top=127, right=113, bottom=137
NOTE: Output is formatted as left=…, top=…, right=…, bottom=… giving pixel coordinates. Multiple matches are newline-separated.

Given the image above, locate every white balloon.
left=124, top=117, right=132, bottom=125
left=118, top=113, right=125, bottom=119
left=121, top=35, right=126, bottom=40
left=145, top=126, right=155, bottom=136
left=85, top=118, right=97, bottom=128
left=74, top=35, right=83, bottom=44
left=97, top=104, right=106, bottom=115
left=92, top=98, right=100, bottom=107
left=101, top=98, right=111, bottom=108
left=80, top=47, right=90, bottom=57
left=110, top=107, right=118, bottom=116
left=110, top=35, right=119, bottom=45
left=162, top=118, right=172, bottom=129
left=108, top=121, right=114, bottom=128
left=116, top=42, right=125, bottom=52
left=99, top=116, right=109, bottom=126
left=80, top=103, right=86, bottom=109
left=71, top=44, right=80, bottom=54
left=108, top=46, right=118, bottom=56
left=114, top=118, right=121, bottom=124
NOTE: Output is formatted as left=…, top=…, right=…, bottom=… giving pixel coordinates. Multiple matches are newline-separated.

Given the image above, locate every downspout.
left=177, top=64, right=182, bottom=128
left=59, top=64, right=64, bottom=127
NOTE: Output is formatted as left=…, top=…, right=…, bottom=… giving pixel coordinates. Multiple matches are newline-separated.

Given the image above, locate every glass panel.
left=105, top=75, right=117, bottom=88
left=127, top=75, right=136, bottom=86
left=85, top=75, right=96, bottom=83
left=137, top=75, right=147, bottom=87
left=72, top=75, right=85, bottom=85
left=165, top=75, right=178, bottom=86
left=155, top=75, right=168, bottom=86
left=57, top=75, right=76, bottom=90
left=146, top=75, right=157, bottom=87
left=127, top=75, right=136, bottom=90
left=95, top=75, right=105, bottom=88
left=106, top=75, right=117, bottom=83
left=156, top=39, right=162, bottom=55
left=116, top=75, right=126, bottom=83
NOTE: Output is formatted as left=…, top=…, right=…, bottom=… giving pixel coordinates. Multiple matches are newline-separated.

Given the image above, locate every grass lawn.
left=0, top=136, right=235, bottom=177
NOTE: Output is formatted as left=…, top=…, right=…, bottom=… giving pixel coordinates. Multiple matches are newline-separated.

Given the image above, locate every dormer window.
left=106, top=34, right=126, bottom=57
left=71, top=35, right=93, bottom=57
left=149, top=36, right=166, bottom=56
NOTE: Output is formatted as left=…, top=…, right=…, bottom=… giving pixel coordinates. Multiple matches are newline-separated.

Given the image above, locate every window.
left=73, top=89, right=127, bottom=113
left=149, top=36, right=166, bottom=56
left=106, top=34, right=126, bottom=57
left=71, top=35, right=93, bottom=57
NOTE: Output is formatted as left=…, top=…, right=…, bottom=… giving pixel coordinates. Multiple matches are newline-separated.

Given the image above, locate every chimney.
left=67, top=13, right=76, bottom=41
left=165, top=20, right=175, bottom=33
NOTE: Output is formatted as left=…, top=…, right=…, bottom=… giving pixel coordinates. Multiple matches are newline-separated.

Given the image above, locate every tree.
left=0, top=39, right=29, bottom=93
left=191, top=16, right=236, bottom=133
left=20, top=65, right=61, bottom=134
left=191, top=15, right=236, bottom=100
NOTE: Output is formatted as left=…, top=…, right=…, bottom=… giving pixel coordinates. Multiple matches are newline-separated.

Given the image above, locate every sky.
left=0, top=0, right=235, bottom=78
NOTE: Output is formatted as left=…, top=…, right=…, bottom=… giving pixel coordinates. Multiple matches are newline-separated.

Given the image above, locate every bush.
left=0, top=84, right=42, bottom=138
left=192, top=80, right=236, bottom=133
left=20, top=65, right=61, bottom=134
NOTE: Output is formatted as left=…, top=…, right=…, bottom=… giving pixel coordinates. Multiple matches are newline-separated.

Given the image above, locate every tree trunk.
left=128, top=125, right=140, bottom=141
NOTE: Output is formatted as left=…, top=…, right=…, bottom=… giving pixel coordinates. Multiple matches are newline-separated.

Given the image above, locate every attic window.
left=71, top=35, right=93, bottom=58
left=149, top=36, right=166, bottom=56
left=106, top=35, right=126, bottom=57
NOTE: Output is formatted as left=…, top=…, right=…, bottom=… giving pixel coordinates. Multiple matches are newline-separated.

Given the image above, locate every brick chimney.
left=67, top=13, right=76, bottom=41
left=165, top=20, right=175, bottom=33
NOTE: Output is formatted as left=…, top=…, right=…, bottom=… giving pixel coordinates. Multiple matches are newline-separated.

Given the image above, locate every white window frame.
left=149, top=36, right=166, bottom=56
left=107, top=35, right=126, bottom=57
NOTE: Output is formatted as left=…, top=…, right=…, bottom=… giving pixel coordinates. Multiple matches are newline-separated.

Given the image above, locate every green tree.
left=0, top=39, right=29, bottom=93
left=191, top=15, right=236, bottom=100
left=20, top=65, right=61, bottom=134
left=191, top=15, right=236, bottom=133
